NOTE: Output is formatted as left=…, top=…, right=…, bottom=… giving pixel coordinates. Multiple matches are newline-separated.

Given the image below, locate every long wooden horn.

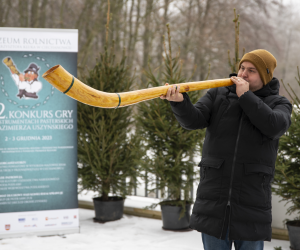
left=42, top=65, right=233, bottom=108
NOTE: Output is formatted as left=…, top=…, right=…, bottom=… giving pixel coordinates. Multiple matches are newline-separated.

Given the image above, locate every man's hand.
left=19, top=74, right=25, bottom=81
left=160, top=83, right=184, bottom=102
left=231, top=76, right=249, bottom=97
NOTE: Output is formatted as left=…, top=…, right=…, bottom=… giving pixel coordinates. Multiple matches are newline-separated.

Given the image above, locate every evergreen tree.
left=273, top=67, right=300, bottom=218
left=136, top=24, right=206, bottom=210
left=77, top=3, right=140, bottom=201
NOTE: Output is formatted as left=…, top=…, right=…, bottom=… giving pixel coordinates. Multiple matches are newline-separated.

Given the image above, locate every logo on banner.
left=45, top=224, right=56, bottom=227
left=24, top=224, right=37, bottom=228
left=1, top=54, right=55, bottom=110
left=74, top=215, right=77, bottom=219
left=45, top=217, right=58, bottom=221
left=18, top=218, right=25, bottom=223
left=5, top=224, right=10, bottom=231
left=62, top=222, right=73, bottom=226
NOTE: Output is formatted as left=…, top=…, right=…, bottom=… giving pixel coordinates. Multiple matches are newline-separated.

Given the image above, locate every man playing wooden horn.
left=160, top=49, right=292, bottom=250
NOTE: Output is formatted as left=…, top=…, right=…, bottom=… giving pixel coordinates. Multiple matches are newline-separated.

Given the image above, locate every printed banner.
left=0, top=28, right=79, bottom=237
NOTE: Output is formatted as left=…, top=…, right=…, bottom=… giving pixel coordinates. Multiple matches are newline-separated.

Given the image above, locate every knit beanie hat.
left=239, top=49, right=277, bottom=85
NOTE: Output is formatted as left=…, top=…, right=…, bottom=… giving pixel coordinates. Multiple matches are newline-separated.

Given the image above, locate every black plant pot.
left=287, top=220, right=300, bottom=250
left=160, top=203, right=191, bottom=230
left=93, top=196, right=124, bottom=222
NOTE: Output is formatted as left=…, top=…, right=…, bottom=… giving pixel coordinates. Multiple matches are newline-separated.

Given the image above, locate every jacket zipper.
left=220, top=111, right=244, bottom=239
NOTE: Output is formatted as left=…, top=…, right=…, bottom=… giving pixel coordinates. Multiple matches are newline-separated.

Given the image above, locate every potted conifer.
left=77, top=1, right=140, bottom=222
left=136, top=24, right=206, bottom=230
left=273, top=67, right=300, bottom=250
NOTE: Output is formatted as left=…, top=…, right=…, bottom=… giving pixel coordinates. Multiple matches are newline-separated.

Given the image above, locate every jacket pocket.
left=197, top=157, right=225, bottom=201
left=239, top=163, right=273, bottom=208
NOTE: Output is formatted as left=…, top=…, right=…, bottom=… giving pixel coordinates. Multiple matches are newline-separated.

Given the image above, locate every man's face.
left=237, top=61, right=264, bottom=92
left=25, top=71, right=38, bottom=81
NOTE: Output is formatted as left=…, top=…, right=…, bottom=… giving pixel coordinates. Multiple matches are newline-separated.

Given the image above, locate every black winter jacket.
left=169, top=77, right=292, bottom=241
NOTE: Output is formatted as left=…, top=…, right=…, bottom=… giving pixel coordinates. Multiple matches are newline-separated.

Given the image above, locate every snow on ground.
left=0, top=208, right=291, bottom=250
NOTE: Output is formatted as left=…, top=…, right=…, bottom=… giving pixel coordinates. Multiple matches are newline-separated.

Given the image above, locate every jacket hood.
left=227, top=76, right=280, bottom=98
